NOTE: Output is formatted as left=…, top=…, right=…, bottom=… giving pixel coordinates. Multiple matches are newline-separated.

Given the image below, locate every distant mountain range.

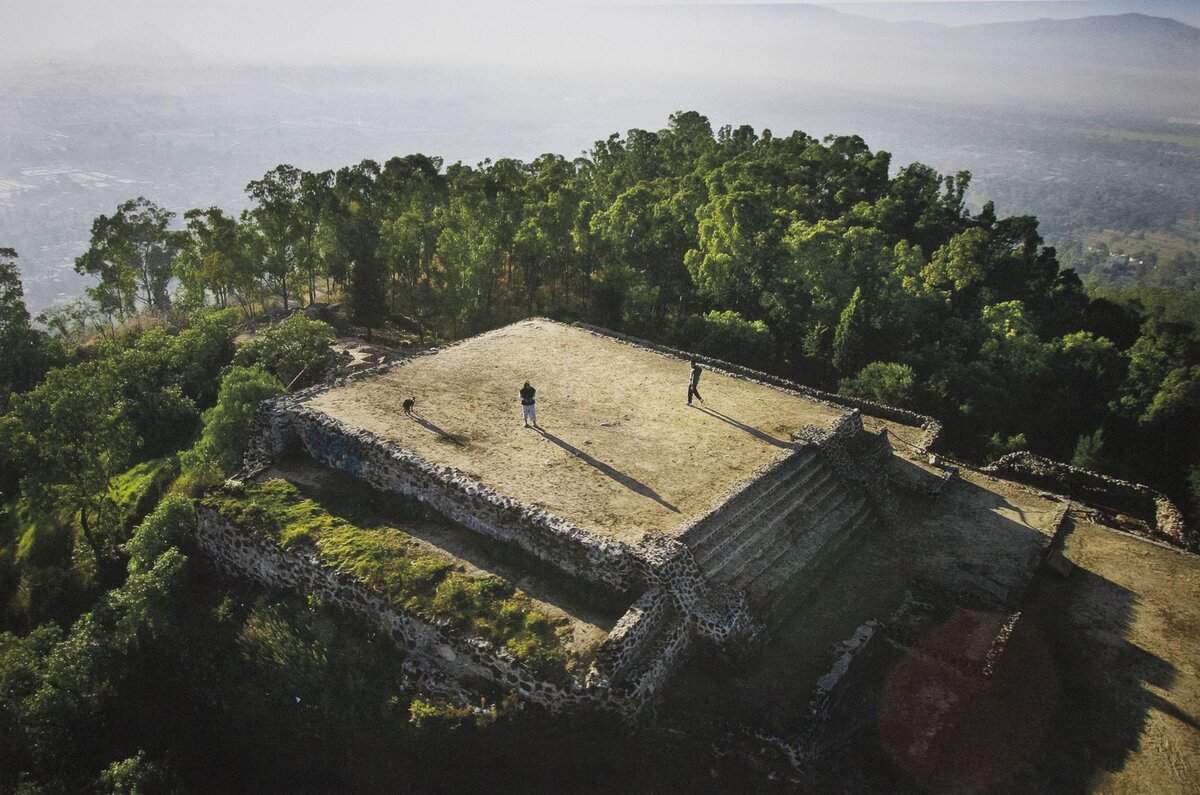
left=823, top=0, right=1200, bottom=28
left=559, top=5, right=1200, bottom=115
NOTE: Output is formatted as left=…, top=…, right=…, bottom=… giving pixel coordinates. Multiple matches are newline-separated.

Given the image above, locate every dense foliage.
left=73, top=110, right=1191, bottom=508
left=0, top=111, right=1197, bottom=789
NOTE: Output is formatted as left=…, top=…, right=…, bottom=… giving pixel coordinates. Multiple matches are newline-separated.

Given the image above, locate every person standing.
left=520, top=381, right=537, bottom=427
left=402, top=397, right=416, bottom=416
left=687, top=359, right=704, bottom=405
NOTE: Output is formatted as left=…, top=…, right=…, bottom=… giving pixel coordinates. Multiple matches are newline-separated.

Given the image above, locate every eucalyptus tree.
left=377, top=154, right=448, bottom=312
left=0, top=248, right=52, bottom=412
left=176, top=207, right=244, bottom=309
left=75, top=198, right=180, bottom=317
left=331, top=161, right=388, bottom=338
left=245, top=164, right=305, bottom=310
left=297, top=169, right=335, bottom=305
left=2, top=361, right=138, bottom=565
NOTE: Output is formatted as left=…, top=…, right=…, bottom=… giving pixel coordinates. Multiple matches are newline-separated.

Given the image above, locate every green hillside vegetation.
left=203, top=480, right=577, bottom=681
left=0, top=111, right=1197, bottom=790
left=1058, top=219, right=1200, bottom=291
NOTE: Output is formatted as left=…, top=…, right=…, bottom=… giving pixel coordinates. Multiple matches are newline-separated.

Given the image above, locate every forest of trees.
left=46, top=111, right=1199, bottom=507
left=0, top=111, right=1197, bottom=789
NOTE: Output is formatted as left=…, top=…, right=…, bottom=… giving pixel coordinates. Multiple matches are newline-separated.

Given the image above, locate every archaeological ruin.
left=194, top=318, right=1194, bottom=724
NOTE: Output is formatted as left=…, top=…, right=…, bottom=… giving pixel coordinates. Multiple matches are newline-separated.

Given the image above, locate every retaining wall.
left=195, top=507, right=698, bottom=719
left=594, top=587, right=676, bottom=682
left=249, top=400, right=641, bottom=596
left=983, top=452, right=1192, bottom=548
left=794, top=410, right=900, bottom=530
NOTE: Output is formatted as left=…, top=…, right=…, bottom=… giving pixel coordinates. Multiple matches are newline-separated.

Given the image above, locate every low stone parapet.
left=983, top=452, right=1193, bottom=549
left=572, top=321, right=943, bottom=452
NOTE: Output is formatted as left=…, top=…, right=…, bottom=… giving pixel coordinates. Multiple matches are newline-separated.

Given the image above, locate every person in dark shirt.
left=402, top=396, right=415, bottom=416
left=687, top=359, right=704, bottom=405
left=519, top=382, right=537, bottom=427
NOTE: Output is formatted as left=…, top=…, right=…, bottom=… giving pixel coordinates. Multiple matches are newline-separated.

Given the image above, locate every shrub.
left=686, top=310, right=775, bottom=369
left=233, top=314, right=335, bottom=390
left=839, top=361, right=916, bottom=407
left=95, top=750, right=181, bottom=795
left=178, top=366, right=284, bottom=491
left=125, top=496, right=196, bottom=575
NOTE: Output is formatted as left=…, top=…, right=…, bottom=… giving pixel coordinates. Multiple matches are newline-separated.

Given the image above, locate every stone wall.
left=249, top=397, right=642, bottom=596
left=983, top=452, right=1193, bottom=548
left=594, top=587, right=675, bottom=681
left=794, top=410, right=900, bottom=530
left=631, top=533, right=758, bottom=647
left=572, top=321, right=943, bottom=452
left=195, top=506, right=698, bottom=719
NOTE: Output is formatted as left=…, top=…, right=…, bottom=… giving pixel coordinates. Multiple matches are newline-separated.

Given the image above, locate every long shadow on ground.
left=691, top=404, right=794, bottom=448
left=659, top=475, right=1194, bottom=793
left=409, top=413, right=466, bottom=446
left=533, top=426, right=680, bottom=513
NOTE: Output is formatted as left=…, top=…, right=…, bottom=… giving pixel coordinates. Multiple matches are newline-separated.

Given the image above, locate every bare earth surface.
left=662, top=454, right=1064, bottom=713
left=663, top=433, right=1200, bottom=792
left=305, top=319, right=846, bottom=542
left=1017, top=510, right=1200, bottom=794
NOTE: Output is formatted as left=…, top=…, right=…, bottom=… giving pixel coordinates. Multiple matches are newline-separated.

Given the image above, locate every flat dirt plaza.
left=304, top=320, right=846, bottom=542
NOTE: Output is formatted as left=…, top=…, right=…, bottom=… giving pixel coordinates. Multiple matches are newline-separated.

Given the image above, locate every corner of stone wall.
left=194, top=505, right=665, bottom=719
left=631, top=533, right=758, bottom=649
left=984, top=452, right=1194, bottom=550
left=794, top=414, right=900, bottom=531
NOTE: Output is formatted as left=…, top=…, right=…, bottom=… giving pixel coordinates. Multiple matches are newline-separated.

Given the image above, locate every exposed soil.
left=1014, top=510, right=1200, bottom=794
left=305, top=319, right=845, bottom=542
left=660, top=450, right=1065, bottom=738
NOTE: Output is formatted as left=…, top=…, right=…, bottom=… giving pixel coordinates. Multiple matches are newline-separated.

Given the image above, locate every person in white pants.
left=520, top=381, right=537, bottom=427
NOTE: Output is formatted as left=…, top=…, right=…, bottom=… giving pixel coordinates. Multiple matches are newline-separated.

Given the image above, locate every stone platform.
left=236, top=319, right=905, bottom=716
left=302, top=318, right=847, bottom=543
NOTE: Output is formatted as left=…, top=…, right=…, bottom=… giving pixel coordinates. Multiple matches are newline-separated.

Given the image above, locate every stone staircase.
left=684, top=447, right=877, bottom=618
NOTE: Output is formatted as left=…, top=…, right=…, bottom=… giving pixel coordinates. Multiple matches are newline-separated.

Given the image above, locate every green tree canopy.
left=75, top=198, right=180, bottom=317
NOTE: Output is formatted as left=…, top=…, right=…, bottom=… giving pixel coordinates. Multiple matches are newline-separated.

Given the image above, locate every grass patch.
left=109, top=456, right=180, bottom=530
left=202, top=480, right=576, bottom=682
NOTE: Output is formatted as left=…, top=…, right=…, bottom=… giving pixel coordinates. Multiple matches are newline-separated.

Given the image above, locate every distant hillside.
left=579, top=6, right=1200, bottom=113
left=962, top=11, right=1200, bottom=46
left=825, top=0, right=1200, bottom=28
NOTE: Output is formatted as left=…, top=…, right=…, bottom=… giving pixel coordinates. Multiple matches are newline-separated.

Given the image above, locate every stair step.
left=687, top=449, right=821, bottom=553
left=727, top=490, right=859, bottom=592
left=748, top=500, right=876, bottom=612
left=756, top=512, right=876, bottom=630
left=695, top=467, right=834, bottom=570
left=712, top=476, right=849, bottom=580
left=722, top=486, right=857, bottom=587
left=692, top=457, right=828, bottom=565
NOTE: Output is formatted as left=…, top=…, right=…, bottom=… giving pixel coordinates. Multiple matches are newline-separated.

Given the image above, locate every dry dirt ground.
left=305, top=319, right=845, bottom=542
left=661, top=427, right=1200, bottom=793
left=1014, top=510, right=1200, bottom=794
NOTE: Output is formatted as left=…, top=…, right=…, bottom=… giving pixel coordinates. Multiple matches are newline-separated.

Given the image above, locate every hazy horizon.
left=2, top=0, right=1197, bottom=310
left=5, top=0, right=1198, bottom=66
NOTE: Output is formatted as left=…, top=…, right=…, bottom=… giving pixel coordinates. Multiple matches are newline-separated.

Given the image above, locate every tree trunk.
left=78, top=504, right=104, bottom=565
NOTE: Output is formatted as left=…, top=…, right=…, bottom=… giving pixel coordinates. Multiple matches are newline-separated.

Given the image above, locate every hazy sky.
left=0, top=0, right=1031, bottom=64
